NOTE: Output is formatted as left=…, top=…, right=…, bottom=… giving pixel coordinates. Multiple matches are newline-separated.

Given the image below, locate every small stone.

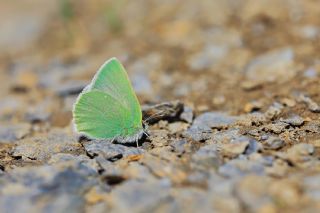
left=220, top=141, right=249, bottom=158
left=264, top=102, right=284, bottom=120
left=281, top=115, right=304, bottom=126
left=0, top=123, right=31, bottom=143
left=179, top=106, right=194, bottom=123
left=12, top=129, right=83, bottom=161
left=262, top=136, right=285, bottom=150
left=191, top=112, right=238, bottom=130
left=262, top=122, right=288, bottom=134
left=48, top=153, right=100, bottom=176
left=183, top=127, right=212, bottom=142
left=218, top=157, right=266, bottom=177
left=296, top=93, right=320, bottom=113
left=245, top=140, right=263, bottom=155
left=83, top=140, right=143, bottom=160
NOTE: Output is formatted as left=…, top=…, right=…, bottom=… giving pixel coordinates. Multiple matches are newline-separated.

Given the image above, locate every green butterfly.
left=73, top=57, right=146, bottom=145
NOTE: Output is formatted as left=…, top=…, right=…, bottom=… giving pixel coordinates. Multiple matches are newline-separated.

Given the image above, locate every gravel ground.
left=0, top=0, right=320, bottom=212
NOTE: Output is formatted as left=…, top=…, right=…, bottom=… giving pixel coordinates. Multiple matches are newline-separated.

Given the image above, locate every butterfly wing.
left=87, top=58, right=142, bottom=128
left=73, top=90, right=131, bottom=139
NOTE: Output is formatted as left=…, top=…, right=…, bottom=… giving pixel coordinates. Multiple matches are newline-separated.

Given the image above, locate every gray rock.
left=245, top=140, right=263, bottom=155
left=109, top=179, right=171, bottom=213
left=281, top=115, right=304, bottom=126
left=83, top=140, right=143, bottom=160
left=183, top=127, right=212, bottom=142
left=262, top=136, right=285, bottom=150
left=12, top=129, right=83, bottom=161
left=264, top=102, right=284, bottom=120
left=192, top=112, right=238, bottom=130
left=218, top=157, right=266, bottom=177
left=48, top=153, right=100, bottom=176
left=245, top=48, right=295, bottom=83
left=296, top=93, right=320, bottom=113
left=262, top=122, right=288, bottom=134
left=0, top=123, right=31, bottom=143
left=0, top=163, right=95, bottom=213
left=210, top=129, right=261, bottom=155
left=179, top=106, right=194, bottom=123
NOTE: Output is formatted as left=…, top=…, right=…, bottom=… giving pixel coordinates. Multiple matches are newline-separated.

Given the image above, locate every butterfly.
left=73, top=57, right=147, bottom=146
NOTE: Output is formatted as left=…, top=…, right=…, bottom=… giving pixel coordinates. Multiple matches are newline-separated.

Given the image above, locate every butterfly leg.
left=135, top=135, right=139, bottom=148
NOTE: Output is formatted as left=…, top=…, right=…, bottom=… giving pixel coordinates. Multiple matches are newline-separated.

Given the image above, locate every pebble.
left=191, top=112, right=238, bottom=130
left=218, top=157, right=266, bottom=177
left=262, top=122, right=288, bottom=134
left=83, top=140, right=143, bottom=161
left=262, top=136, right=285, bottom=150
left=264, top=102, right=284, bottom=120
left=296, top=93, right=320, bottom=113
left=12, top=129, right=83, bottom=161
left=183, top=127, right=212, bottom=142
left=0, top=163, right=95, bottom=213
left=281, top=115, right=304, bottom=126
left=220, top=140, right=249, bottom=158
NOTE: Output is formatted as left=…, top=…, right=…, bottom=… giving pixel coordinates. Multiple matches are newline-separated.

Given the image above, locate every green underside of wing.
left=73, top=90, right=142, bottom=139
left=89, top=58, right=142, bottom=125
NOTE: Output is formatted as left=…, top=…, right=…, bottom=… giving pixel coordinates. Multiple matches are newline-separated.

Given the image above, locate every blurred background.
left=0, top=0, right=319, bottom=127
